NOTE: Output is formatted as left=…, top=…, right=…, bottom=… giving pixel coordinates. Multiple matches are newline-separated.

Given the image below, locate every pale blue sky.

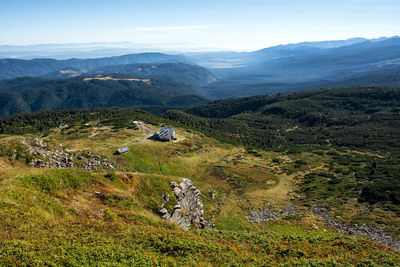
left=1, top=0, right=399, bottom=50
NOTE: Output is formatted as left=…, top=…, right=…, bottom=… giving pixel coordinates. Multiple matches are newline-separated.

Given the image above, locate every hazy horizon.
left=0, top=35, right=398, bottom=50
left=1, top=0, right=399, bottom=51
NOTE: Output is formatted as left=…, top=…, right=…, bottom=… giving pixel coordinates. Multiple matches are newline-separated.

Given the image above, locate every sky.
left=0, top=0, right=399, bottom=51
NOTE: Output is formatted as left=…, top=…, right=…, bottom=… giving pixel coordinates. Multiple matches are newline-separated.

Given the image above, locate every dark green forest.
left=0, top=108, right=169, bottom=135
left=170, top=87, right=400, bottom=152
left=0, top=77, right=209, bottom=117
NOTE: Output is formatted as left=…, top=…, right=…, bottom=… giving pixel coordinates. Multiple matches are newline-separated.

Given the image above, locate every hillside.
left=0, top=107, right=399, bottom=265
left=0, top=76, right=209, bottom=117
left=170, top=87, right=400, bottom=152
left=42, top=63, right=217, bottom=87
left=165, top=87, right=400, bottom=229
left=0, top=53, right=189, bottom=80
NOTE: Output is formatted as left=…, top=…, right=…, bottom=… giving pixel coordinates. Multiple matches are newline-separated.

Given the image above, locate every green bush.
left=163, top=193, right=178, bottom=214
left=272, top=158, right=283, bottom=163
left=105, top=172, right=118, bottom=181
left=103, top=208, right=117, bottom=221
left=101, top=194, right=137, bottom=209
left=24, top=153, right=39, bottom=164
left=21, top=169, right=92, bottom=193
left=294, top=159, right=308, bottom=165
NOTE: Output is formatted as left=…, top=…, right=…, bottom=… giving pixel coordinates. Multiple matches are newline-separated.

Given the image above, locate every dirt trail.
left=261, top=164, right=327, bottom=204
left=137, top=124, right=157, bottom=144
left=141, top=124, right=155, bottom=136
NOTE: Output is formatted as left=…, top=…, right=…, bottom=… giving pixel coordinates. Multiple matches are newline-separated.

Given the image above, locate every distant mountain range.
left=2, top=36, right=399, bottom=83
left=247, top=36, right=400, bottom=80
left=0, top=42, right=224, bottom=59
left=0, top=56, right=217, bottom=117
left=194, top=36, right=400, bottom=98
left=1, top=36, right=400, bottom=117
left=204, top=36, right=400, bottom=78
left=0, top=53, right=189, bottom=80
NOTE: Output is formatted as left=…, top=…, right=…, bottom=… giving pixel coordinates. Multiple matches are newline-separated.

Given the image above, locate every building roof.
left=117, top=147, right=129, bottom=154
left=157, top=127, right=176, bottom=140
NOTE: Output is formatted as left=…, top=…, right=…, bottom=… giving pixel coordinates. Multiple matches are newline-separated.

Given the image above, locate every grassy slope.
left=1, top=117, right=399, bottom=265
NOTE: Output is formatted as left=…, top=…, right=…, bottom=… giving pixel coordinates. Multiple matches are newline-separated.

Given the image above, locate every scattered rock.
left=79, top=151, right=115, bottom=171
left=208, top=190, right=216, bottom=199
left=23, top=138, right=116, bottom=171
left=247, top=205, right=298, bottom=222
left=248, top=203, right=400, bottom=249
left=310, top=205, right=400, bottom=250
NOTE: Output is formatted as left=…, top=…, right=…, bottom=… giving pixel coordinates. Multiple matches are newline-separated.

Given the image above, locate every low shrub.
left=21, top=169, right=92, bottom=193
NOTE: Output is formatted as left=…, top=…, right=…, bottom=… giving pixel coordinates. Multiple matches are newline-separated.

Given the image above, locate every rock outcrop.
left=159, top=178, right=207, bottom=230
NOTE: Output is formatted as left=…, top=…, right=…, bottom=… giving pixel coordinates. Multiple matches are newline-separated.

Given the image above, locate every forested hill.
left=165, top=87, right=400, bottom=152
left=41, top=62, right=217, bottom=88
left=0, top=76, right=209, bottom=117
left=0, top=53, right=189, bottom=79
